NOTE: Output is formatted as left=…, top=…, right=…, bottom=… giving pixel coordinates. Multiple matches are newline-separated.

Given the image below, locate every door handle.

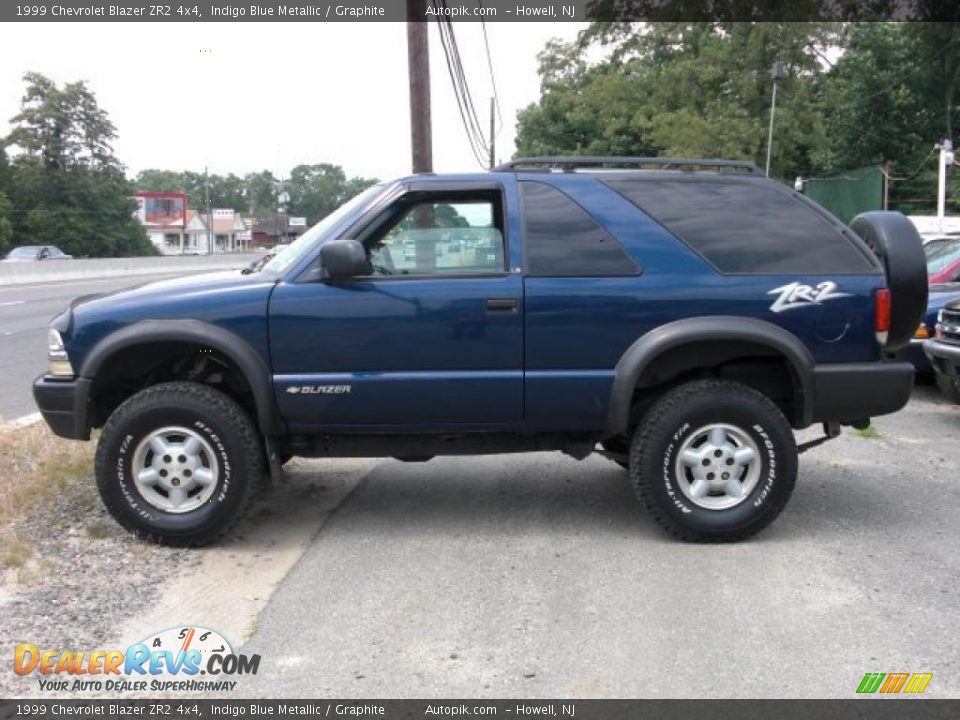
left=486, top=297, right=518, bottom=312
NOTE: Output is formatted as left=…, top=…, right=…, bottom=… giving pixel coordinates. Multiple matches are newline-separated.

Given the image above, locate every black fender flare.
left=605, top=316, right=815, bottom=436
left=80, top=319, right=284, bottom=434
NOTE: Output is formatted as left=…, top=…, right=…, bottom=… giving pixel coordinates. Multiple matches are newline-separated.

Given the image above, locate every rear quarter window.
left=603, top=177, right=877, bottom=274
left=521, top=181, right=639, bottom=277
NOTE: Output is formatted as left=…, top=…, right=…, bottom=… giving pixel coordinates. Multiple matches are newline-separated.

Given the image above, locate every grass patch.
left=85, top=521, right=113, bottom=540
left=1, top=537, right=33, bottom=568
left=852, top=425, right=880, bottom=439
left=0, top=422, right=94, bottom=567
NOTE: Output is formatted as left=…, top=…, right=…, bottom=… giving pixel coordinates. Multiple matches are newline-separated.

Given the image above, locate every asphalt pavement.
left=240, top=386, right=960, bottom=698
left=0, top=273, right=196, bottom=421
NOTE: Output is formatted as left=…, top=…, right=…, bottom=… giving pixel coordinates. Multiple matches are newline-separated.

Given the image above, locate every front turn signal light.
left=47, top=328, right=75, bottom=378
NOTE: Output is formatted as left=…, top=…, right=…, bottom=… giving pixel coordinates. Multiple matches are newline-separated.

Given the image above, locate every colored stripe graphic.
left=857, top=672, right=932, bottom=694
left=880, top=672, right=909, bottom=693
left=903, top=673, right=933, bottom=694
left=857, top=673, right=886, bottom=693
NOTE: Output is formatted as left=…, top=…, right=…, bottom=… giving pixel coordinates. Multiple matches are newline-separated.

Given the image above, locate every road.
left=240, top=386, right=960, bottom=698
left=0, top=274, right=194, bottom=421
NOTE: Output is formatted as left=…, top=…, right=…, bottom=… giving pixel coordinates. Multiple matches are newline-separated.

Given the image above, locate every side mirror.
left=320, top=239, right=370, bottom=278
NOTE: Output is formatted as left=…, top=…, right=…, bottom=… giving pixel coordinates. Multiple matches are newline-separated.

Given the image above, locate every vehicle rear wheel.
left=630, top=379, right=797, bottom=542
left=94, top=381, right=264, bottom=546
left=935, top=372, right=960, bottom=404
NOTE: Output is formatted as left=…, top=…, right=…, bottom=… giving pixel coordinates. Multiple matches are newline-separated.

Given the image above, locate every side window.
left=603, top=177, right=877, bottom=274
left=521, top=181, right=638, bottom=277
left=365, top=194, right=505, bottom=276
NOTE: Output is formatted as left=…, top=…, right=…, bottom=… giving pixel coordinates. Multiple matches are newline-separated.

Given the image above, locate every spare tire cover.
left=849, top=211, right=927, bottom=351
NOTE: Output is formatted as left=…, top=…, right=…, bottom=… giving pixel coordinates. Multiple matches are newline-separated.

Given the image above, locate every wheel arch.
left=605, top=316, right=815, bottom=436
left=80, top=319, right=284, bottom=434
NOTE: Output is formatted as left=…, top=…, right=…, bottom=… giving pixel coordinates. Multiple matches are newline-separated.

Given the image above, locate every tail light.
left=875, top=288, right=891, bottom=346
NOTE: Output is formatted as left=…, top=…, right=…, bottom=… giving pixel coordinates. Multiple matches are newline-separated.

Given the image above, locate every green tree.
left=3, top=72, right=154, bottom=257
left=821, top=22, right=960, bottom=213
left=0, top=148, right=12, bottom=255
left=515, top=22, right=837, bottom=178
left=0, top=193, right=13, bottom=256
left=284, top=164, right=377, bottom=224
left=244, top=170, right=280, bottom=216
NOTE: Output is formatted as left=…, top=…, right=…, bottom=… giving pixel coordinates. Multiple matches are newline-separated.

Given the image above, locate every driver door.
left=269, top=183, right=524, bottom=430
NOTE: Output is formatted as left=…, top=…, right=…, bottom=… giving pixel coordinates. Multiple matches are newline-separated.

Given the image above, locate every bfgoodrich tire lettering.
left=630, top=379, right=798, bottom=541
left=95, top=381, right=265, bottom=546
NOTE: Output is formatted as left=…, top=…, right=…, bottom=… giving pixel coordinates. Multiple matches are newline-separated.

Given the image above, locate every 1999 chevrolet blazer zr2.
left=33, top=157, right=928, bottom=545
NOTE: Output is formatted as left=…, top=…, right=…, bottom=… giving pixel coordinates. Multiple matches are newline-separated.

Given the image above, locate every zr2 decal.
left=767, top=281, right=849, bottom=313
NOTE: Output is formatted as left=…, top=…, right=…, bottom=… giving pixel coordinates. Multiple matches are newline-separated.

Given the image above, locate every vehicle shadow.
left=284, top=453, right=663, bottom=540
left=272, top=448, right=926, bottom=546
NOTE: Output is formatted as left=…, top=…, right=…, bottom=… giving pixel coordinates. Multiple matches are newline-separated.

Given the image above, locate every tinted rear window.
left=603, top=177, right=876, bottom=274
left=521, top=181, right=638, bottom=277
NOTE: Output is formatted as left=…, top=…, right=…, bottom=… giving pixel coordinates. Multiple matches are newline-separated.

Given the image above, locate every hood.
left=925, top=284, right=960, bottom=327
left=929, top=283, right=960, bottom=306
left=71, top=270, right=270, bottom=312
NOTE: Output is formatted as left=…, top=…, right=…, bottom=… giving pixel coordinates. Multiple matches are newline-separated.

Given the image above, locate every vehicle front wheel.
left=94, top=381, right=264, bottom=546
left=630, top=379, right=798, bottom=542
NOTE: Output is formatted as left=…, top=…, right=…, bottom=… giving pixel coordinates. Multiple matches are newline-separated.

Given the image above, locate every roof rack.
left=492, top=156, right=763, bottom=175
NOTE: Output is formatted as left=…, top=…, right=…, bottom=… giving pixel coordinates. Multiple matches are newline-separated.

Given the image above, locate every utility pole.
left=406, top=0, right=432, bottom=174
left=765, top=61, right=786, bottom=177
left=882, top=161, right=891, bottom=211
left=936, top=138, right=954, bottom=232
left=489, top=96, right=496, bottom=169
left=205, top=166, right=213, bottom=256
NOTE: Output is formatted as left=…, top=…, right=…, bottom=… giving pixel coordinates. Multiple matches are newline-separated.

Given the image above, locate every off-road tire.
left=630, top=379, right=798, bottom=542
left=94, top=381, right=264, bottom=546
left=935, top=372, right=960, bottom=404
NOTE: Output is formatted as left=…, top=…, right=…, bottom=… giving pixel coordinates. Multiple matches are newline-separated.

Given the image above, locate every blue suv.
left=33, top=157, right=927, bottom=544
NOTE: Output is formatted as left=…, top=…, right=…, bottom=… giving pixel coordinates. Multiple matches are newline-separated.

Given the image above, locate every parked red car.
left=927, top=238, right=960, bottom=284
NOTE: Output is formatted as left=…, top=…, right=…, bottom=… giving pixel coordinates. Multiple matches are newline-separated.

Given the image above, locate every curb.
left=4, top=412, right=42, bottom=429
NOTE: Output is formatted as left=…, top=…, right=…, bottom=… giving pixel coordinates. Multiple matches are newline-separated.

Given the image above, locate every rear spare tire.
left=850, top=211, right=927, bottom=351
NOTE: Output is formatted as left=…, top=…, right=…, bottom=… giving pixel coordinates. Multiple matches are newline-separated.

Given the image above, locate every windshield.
left=260, top=184, right=387, bottom=276
left=7, top=246, right=40, bottom=258
left=927, top=240, right=960, bottom=274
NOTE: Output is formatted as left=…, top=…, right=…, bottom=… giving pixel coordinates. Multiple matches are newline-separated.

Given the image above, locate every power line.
left=432, top=0, right=490, bottom=167
left=478, top=2, right=502, bottom=133
left=888, top=147, right=937, bottom=182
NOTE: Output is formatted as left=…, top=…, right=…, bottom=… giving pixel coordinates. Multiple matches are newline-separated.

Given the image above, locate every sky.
left=0, top=21, right=585, bottom=182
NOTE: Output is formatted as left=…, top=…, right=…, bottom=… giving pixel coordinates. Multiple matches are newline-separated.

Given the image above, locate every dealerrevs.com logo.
left=13, top=626, right=260, bottom=693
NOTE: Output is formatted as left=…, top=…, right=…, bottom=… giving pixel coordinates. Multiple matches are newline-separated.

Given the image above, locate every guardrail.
left=0, top=253, right=262, bottom=286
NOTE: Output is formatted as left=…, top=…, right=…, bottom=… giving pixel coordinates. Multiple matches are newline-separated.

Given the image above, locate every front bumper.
left=923, top=339, right=960, bottom=381
left=809, top=362, right=914, bottom=425
left=32, top=374, right=92, bottom=440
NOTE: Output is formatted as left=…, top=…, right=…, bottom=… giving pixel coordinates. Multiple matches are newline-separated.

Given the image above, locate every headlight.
left=47, top=328, right=74, bottom=378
